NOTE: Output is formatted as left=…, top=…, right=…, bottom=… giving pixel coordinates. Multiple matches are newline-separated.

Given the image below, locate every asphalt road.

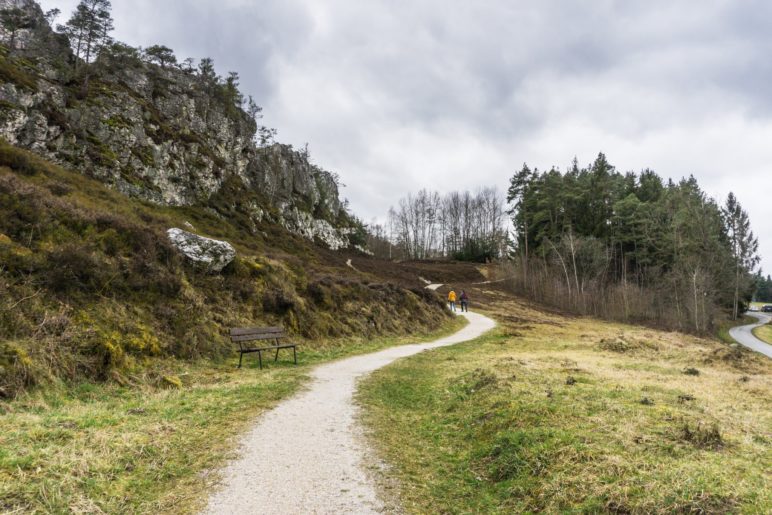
left=729, top=312, right=772, bottom=358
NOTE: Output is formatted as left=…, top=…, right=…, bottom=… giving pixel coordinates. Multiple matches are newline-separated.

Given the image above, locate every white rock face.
left=167, top=228, right=236, bottom=272
left=354, top=245, right=374, bottom=256
left=280, top=207, right=351, bottom=250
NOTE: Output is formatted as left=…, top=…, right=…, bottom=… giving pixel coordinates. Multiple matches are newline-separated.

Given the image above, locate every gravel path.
left=729, top=312, right=772, bottom=358
left=203, top=312, right=495, bottom=514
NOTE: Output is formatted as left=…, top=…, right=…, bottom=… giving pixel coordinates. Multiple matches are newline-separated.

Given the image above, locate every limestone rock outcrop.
left=167, top=228, right=236, bottom=272
left=0, top=0, right=361, bottom=251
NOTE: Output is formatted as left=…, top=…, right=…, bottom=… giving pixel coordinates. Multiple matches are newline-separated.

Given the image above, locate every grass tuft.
left=677, top=420, right=724, bottom=450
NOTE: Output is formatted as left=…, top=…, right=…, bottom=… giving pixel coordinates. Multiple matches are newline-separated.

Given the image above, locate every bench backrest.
left=230, top=326, right=287, bottom=343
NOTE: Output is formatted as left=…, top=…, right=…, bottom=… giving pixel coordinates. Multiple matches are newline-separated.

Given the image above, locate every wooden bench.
left=230, top=326, right=298, bottom=369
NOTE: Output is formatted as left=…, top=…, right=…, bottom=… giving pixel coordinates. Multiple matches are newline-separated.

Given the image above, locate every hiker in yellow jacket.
left=448, top=289, right=457, bottom=312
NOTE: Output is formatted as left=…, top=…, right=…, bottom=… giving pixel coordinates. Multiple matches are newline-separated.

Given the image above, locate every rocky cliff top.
left=0, top=0, right=363, bottom=250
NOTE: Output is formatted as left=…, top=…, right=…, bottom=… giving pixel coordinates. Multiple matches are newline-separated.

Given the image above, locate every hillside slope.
left=0, top=0, right=465, bottom=397
left=0, top=142, right=450, bottom=397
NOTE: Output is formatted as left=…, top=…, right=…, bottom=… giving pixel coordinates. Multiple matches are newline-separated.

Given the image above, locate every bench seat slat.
left=230, top=326, right=284, bottom=337
left=239, top=344, right=296, bottom=353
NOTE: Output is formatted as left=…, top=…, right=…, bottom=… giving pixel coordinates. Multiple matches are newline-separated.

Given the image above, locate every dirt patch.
left=676, top=420, right=724, bottom=450
left=705, top=346, right=767, bottom=374
left=598, top=335, right=660, bottom=353
left=455, top=368, right=499, bottom=395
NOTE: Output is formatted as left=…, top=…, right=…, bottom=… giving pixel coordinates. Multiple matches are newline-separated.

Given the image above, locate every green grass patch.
left=0, top=53, right=39, bottom=92
left=0, top=316, right=466, bottom=513
left=752, top=324, right=772, bottom=345
left=359, top=303, right=771, bottom=513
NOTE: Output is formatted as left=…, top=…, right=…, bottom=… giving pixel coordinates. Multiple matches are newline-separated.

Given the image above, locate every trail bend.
left=729, top=312, right=772, bottom=358
left=203, top=311, right=496, bottom=514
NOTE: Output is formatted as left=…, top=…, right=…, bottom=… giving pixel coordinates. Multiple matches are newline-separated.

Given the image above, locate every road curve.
left=729, top=312, right=772, bottom=358
left=203, top=311, right=496, bottom=515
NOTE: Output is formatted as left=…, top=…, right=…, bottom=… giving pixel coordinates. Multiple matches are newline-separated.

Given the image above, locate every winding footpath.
left=203, top=312, right=496, bottom=514
left=729, top=312, right=772, bottom=358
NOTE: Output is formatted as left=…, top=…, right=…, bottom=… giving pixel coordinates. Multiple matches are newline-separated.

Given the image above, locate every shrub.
left=45, top=245, right=107, bottom=293
left=0, top=54, right=39, bottom=92
left=161, top=375, right=182, bottom=389
left=0, top=142, right=39, bottom=175
left=0, top=341, right=39, bottom=398
left=307, top=279, right=333, bottom=307
left=262, top=287, right=298, bottom=314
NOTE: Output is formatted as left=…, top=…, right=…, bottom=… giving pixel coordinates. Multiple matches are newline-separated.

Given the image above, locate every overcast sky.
left=41, top=0, right=772, bottom=272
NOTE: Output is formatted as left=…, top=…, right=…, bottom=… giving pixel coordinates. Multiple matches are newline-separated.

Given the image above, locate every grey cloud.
left=37, top=0, right=772, bottom=271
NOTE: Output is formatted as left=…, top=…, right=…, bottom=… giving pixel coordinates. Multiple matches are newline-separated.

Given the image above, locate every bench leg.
left=274, top=347, right=280, bottom=362
left=293, top=346, right=297, bottom=365
left=258, top=350, right=263, bottom=370
left=238, top=351, right=243, bottom=369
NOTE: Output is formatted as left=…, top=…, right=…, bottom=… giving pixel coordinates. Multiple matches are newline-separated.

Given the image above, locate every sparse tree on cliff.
left=224, top=71, right=243, bottom=106
left=1, top=7, right=35, bottom=51
left=144, top=44, right=177, bottom=68
left=197, top=57, right=217, bottom=81
left=44, top=8, right=61, bottom=25
left=181, top=57, right=196, bottom=73
left=60, top=0, right=114, bottom=67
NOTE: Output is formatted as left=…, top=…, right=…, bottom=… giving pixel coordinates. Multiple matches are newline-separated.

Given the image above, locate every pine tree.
left=501, top=154, right=755, bottom=332
left=197, top=57, right=217, bottom=81
left=755, top=273, right=772, bottom=302
left=144, top=45, right=177, bottom=68
left=60, top=0, right=114, bottom=67
left=723, top=193, right=760, bottom=319
left=1, top=7, right=35, bottom=51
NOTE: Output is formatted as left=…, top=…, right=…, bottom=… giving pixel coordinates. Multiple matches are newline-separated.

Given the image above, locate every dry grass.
left=753, top=324, right=772, bottom=345
left=359, top=298, right=772, bottom=513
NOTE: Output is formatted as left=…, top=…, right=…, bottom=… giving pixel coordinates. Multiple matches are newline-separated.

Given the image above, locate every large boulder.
left=167, top=228, right=236, bottom=272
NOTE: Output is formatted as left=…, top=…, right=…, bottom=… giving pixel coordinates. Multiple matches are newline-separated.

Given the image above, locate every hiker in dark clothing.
left=460, top=290, right=469, bottom=312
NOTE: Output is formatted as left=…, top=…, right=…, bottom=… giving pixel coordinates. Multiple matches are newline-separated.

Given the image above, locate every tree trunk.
left=733, top=261, right=740, bottom=320
left=692, top=269, right=700, bottom=332
left=547, top=238, right=572, bottom=302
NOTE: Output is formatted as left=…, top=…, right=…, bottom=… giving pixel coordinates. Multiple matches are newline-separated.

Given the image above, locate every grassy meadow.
left=359, top=300, right=771, bottom=514
left=0, top=318, right=465, bottom=514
